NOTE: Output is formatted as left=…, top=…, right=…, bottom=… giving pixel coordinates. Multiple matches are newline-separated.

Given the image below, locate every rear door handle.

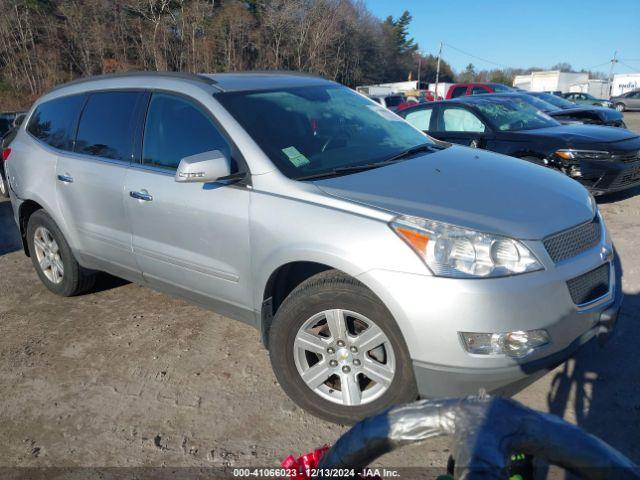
left=129, top=190, right=153, bottom=202
left=57, top=174, right=73, bottom=183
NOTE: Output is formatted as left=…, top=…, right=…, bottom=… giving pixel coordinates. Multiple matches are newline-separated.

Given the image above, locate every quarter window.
left=442, top=108, right=486, bottom=132
left=75, top=91, right=145, bottom=161
left=27, top=94, right=85, bottom=150
left=471, top=86, right=489, bottom=95
left=405, top=108, right=433, bottom=131
left=142, top=93, right=231, bottom=171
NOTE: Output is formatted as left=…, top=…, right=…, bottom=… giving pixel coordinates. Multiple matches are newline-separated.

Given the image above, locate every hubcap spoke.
left=39, top=257, right=51, bottom=271
left=362, top=358, right=394, bottom=387
left=294, top=331, right=327, bottom=355
left=34, top=238, right=47, bottom=252
left=52, top=257, right=64, bottom=276
left=301, top=361, right=332, bottom=390
left=340, top=373, right=362, bottom=406
left=353, top=325, right=384, bottom=352
left=325, top=309, right=347, bottom=341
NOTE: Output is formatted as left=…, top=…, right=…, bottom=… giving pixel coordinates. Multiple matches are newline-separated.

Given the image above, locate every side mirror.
left=175, top=150, right=231, bottom=183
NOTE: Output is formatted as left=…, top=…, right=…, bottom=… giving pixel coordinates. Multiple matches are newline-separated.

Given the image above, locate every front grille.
left=608, top=167, right=640, bottom=190
left=543, top=218, right=601, bottom=263
left=566, top=263, right=610, bottom=305
left=611, top=151, right=640, bottom=163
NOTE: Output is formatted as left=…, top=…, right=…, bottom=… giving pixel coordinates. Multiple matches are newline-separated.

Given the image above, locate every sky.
left=364, top=0, right=640, bottom=76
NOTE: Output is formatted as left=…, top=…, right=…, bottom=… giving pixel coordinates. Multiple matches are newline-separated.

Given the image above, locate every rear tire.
left=26, top=210, right=96, bottom=296
left=268, top=270, right=417, bottom=424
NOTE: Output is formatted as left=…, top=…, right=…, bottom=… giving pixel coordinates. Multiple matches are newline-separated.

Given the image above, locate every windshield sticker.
left=282, top=146, right=310, bottom=167
left=367, top=104, right=403, bottom=121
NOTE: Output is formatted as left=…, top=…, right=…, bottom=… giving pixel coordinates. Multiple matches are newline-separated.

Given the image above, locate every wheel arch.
left=18, top=199, right=44, bottom=256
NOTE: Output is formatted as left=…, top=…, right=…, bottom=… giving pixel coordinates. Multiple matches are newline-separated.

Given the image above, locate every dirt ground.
left=1, top=113, right=640, bottom=475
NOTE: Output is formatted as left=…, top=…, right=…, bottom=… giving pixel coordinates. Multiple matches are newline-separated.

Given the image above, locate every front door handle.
left=57, top=174, right=74, bottom=183
left=129, top=190, right=153, bottom=202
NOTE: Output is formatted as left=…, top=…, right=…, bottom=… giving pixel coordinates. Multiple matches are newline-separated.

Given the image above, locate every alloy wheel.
left=33, top=226, right=64, bottom=284
left=293, top=309, right=396, bottom=406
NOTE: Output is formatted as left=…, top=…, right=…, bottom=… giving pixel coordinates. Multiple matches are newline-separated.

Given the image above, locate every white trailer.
left=568, top=79, right=610, bottom=98
left=512, top=71, right=588, bottom=93
left=611, top=73, right=640, bottom=97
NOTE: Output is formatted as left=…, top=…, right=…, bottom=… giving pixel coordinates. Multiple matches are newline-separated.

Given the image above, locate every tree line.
left=0, top=0, right=457, bottom=110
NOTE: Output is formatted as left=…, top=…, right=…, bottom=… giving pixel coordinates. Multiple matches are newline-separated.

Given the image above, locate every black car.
left=398, top=95, right=640, bottom=195
left=527, top=91, right=626, bottom=128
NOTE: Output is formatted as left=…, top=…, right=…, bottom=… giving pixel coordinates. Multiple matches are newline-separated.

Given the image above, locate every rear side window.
left=27, top=95, right=85, bottom=150
left=471, top=86, right=489, bottom=95
left=142, top=93, right=231, bottom=171
left=75, top=91, right=145, bottom=161
left=450, top=86, right=467, bottom=98
left=404, top=108, right=433, bottom=131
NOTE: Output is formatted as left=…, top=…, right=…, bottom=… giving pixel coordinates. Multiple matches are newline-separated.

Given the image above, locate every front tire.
left=615, top=103, right=626, bottom=112
left=27, top=210, right=96, bottom=296
left=268, top=270, right=417, bottom=424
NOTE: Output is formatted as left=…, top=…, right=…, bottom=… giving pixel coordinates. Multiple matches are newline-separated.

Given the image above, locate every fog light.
left=460, top=329, right=550, bottom=358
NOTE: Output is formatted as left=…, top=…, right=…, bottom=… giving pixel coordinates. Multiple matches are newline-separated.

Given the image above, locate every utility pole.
left=435, top=41, right=443, bottom=98
left=607, top=51, right=618, bottom=97
left=417, top=55, right=422, bottom=86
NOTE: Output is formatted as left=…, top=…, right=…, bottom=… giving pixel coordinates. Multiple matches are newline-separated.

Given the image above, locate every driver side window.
left=142, top=93, right=231, bottom=171
left=441, top=107, right=486, bottom=133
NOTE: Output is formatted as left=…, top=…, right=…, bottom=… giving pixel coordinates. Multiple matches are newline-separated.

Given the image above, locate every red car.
left=445, top=82, right=513, bottom=99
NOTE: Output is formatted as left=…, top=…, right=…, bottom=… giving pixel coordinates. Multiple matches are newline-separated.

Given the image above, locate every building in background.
left=611, top=73, right=640, bottom=96
left=568, top=79, right=611, bottom=98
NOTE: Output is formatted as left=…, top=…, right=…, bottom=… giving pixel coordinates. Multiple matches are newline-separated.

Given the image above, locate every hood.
left=554, top=106, right=623, bottom=122
left=314, top=146, right=594, bottom=240
left=516, top=124, right=638, bottom=146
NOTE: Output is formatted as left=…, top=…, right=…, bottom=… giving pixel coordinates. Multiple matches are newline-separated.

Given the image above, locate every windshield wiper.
left=385, top=143, right=443, bottom=162
left=295, top=162, right=396, bottom=181
left=295, top=143, right=443, bottom=181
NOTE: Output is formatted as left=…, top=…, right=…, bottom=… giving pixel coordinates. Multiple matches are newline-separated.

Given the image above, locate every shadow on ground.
left=0, top=199, right=22, bottom=255
left=546, top=252, right=640, bottom=476
left=0, top=198, right=128, bottom=292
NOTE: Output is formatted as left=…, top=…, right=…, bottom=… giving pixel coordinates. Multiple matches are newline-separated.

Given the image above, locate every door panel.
left=124, top=168, right=252, bottom=320
left=124, top=92, right=253, bottom=322
left=55, top=91, right=147, bottom=279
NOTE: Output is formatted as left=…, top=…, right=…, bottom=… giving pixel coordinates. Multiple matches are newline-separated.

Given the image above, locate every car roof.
left=45, top=70, right=334, bottom=96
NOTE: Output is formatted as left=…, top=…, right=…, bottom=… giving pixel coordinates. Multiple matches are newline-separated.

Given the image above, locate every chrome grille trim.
left=543, top=217, right=601, bottom=264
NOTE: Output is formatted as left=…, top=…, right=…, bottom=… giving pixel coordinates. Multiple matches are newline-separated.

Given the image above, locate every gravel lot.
left=1, top=113, right=640, bottom=473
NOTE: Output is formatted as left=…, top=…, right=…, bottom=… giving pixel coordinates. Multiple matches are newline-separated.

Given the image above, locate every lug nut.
left=329, top=360, right=338, bottom=367
left=353, top=359, right=361, bottom=366
left=336, top=340, right=345, bottom=347
left=342, top=366, right=350, bottom=373
left=350, top=346, right=358, bottom=353
left=326, top=347, right=335, bottom=354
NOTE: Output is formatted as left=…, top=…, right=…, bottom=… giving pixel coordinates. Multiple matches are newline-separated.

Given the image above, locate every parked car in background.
left=1, top=111, right=25, bottom=198
left=610, top=89, right=640, bottom=112
left=398, top=95, right=640, bottom=195
left=366, top=93, right=405, bottom=111
left=4, top=72, right=621, bottom=424
left=562, top=92, right=614, bottom=109
left=502, top=92, right=627, bottom=128
left=524, top=91, right=626, bottom=128
left=445, top=82, right=513, bottom=99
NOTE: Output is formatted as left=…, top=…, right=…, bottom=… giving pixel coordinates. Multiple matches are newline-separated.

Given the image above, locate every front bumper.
left=566, top=158, right=640, bottom=195
left=358, top=239, right=620, bottom=398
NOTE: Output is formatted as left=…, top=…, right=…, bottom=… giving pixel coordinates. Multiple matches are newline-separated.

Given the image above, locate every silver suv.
left=4, top=72, right=621, bottom=424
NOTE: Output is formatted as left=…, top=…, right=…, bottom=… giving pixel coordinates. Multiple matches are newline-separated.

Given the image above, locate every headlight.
left=555, top=149, right=611, bottom=161
left=390, top=215, right=543, bottom=278
left=460, top=329, right=550, bottom=357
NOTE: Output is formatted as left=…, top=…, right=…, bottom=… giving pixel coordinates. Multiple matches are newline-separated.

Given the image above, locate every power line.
left=618, top=60, right=639, bottom=72
left=585, top=60, right=612, bottom=71
left=442, top=42, right=509, bottom=69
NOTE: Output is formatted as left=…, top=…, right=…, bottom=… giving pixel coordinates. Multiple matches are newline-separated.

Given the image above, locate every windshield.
left=530, top=92, right=577, bottom=109
left=472, top=98, right=560, bottom=131
left=515, top=94, right=560, bottom=112
left=490, top=84, right=512, bottom=93
left=217, top=85, right=434, bottom=180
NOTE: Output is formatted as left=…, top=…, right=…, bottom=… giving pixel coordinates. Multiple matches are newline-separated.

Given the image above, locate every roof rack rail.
left=48, top=71, right=220, bottom=93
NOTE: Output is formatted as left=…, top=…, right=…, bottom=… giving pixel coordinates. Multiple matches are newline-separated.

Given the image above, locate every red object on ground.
left=281, top=445, right=330, bottom=479
left=2, top=147, right=11, bottom=161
